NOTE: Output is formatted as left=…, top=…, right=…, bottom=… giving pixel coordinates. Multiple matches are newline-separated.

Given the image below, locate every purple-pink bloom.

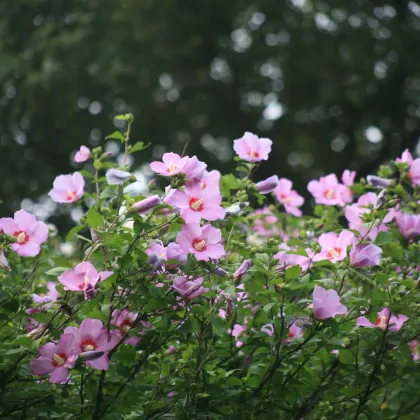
left=30, top=333, right=78, bottom=383
left=312, top=286, right=348, bottom=320
left=307, top=174, right=347, bottom=206
left=409, top=158, right=420, bottom=186
left=256, top=176, right=279, bottom=194
left=313, top=231, right=354, bottom=263
left=167, top=345, right=177, bottom=354
left=150, top=152, right=189, bottom=176
left=409, top=341, right=420, bottom=361
left=176, top=223, right=225, bottom=262
left=111, top=309, right=141, bottom=346
left=350, top=243, right=382, bottom=268
left=172, top=276, right=209, bottom=299
left=345, top=193, right=392, bottom=241
left=288, top=322, right=304, bottom=339
left=356, top=308, right=408, bottom=332
left=274, top=178, right=304, bottom=217
left=198, top=170, right=221, bottom=192
left=106, top=169, right=132, bottom=185
left=274, top=244, right=314, bottom=272
left=233, top=132, right=272, bottom=162
left=396, top=149, right=414, bottom=165
left=64, top=319, right=119, bottom=370
left=395, top=211, right=420, bottom=239
left=0, top=210, right=48, bottom=257
left=234, top=259, right=253, bottom=281
left=74, top=145, right=90, bottom=163
left=182, top=156, right=207, bottom=180
left=48, top=173, right=85, bottom=203
left=342, top=170, right=356, bottom=187
left=165, top=181, right=225, bottom=223
left=132, top=195, right=162, bottom=215
left=58, top=261, right=113, bottom=294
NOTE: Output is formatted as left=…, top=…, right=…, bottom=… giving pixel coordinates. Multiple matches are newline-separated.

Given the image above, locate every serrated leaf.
left=86, top=208, right=105, bottom=229
left=45, top=267, right=68, bottom=276
left=66, top=225, right=85, bottom=242
left=106, top=130, right=125, bottom=142
left=375, top=232, right=392, bottom=246
left=285, top=265, right=302, bottom=281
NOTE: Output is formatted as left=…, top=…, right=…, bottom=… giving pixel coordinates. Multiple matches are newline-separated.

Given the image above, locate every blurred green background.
left=1, top=0, right=419, bottom=221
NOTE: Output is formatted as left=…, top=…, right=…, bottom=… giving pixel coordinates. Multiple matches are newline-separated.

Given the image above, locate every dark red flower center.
left=189, top=197, right=204, bottom=212
left=192, top=238, right=207, bottom=252
left=13, top=231, right=29, bottom=244
left=52, top=353, right=66, bottom=367
left=81, top=339, right=97, bottom=352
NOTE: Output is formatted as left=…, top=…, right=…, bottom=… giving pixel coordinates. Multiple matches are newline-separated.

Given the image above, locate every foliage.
left=0, top=116, right=419, bottom=420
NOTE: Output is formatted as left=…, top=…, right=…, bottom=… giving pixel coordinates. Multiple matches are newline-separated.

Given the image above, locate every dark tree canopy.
left=1, top=0, right=419, bottom=217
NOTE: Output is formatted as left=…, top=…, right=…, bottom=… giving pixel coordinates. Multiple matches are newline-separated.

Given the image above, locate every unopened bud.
left=233, top=259, right=253, bottom=281
left=367, top=175, right=392, bottom=188
left=374, top=189, right=387, bottom=210
left=212, top=267, right=228, bottom=278
left=167, top=346, right=177, bottom=355
left=225, top=204, right=241, bottom=216
left=255, top=176, right=279, bottom=194
left=131, top=195, right=162, bottom=215
left=27, top=326, right=46, bottom=340
left=0, top=251, right=10, bottom=272
left=106, top=169, right=133, bottom=185
left=79, top=350, right=105, bottom=361
left=84, top=283, right=97, bottom=300
left=90, top=228, right=100, bottom=243
left=226, top=299, right=234, bottom=317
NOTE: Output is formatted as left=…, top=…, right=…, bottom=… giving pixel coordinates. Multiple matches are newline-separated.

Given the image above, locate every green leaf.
left=263, top=302, right=276, bottom=313
left=129, top=141, right=151, bottom=154
left=45, top=267, right=68, bottom=276
left=106, top=130, right=125, bottom=143
left=66, top=225, right=85, bottom=242
left=375, top=232, right=392, bottom=246
left=338, top=349, right=353, bottom=364
left=86, top=207, right=105, bottom=229
left=285, top=265, right=302, bottom=281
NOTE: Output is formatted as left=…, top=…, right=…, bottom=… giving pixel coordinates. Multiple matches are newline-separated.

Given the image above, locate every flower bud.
left=167, top=346, right=177, bottom=355
left=84, top=283, right=97, bottom=300
left=106, top=169, right=133, bottom=185
left=226, top=299, right=235, bottom=317
left=255, top=176, right=279, bottom=194
left=79, top=350, right=105, bottom=361
left=148, top=252, right=166, bottom=272
left=27, top=326, right=46, bottom=340
left=374, top=189, right=387, bottom=210
left=0, top=251, right=10, bottom=272
left=212, top=267, right=228, bottom=278
left=233, top=259, right=253, bottom=281
left=131, top=195, right=162, bottom=215
left=367, top=175, right=392, bottom=188
left=225, top=204, right=241, bottom=216
left=90, top=228, right=100, bottom=243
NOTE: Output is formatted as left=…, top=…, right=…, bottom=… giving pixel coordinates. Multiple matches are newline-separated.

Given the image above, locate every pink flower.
left=58, top=261, right=113, bottom=294
left=198, top=170, right=221, bottom=191
left=64, top=319, right=119, bottom=370
left=150, top=152, right=189, bottom=176
left=231, top=323, right=247, bottom=347
left=274, top=244, right=314, bottom=272
left=307, top=174, right=347, bottom=206
left=48, top=173, right=85, bottom=203
left=287, top=322, right=303, bottom=339
left=176, top=223, right=225, bottom=261
left=274, top=178, right=304, bottom=216
left=409, top=341, right=420, bottom=361
left=0, top=210, right=48, bottom=257
left=356, top=308, right=408, bottom=332
left=350, top=243, right=382, bottom=267
left=256, top=176, right=279, bottom=194
left=111, top=310, right=141, bottom=346
left=396, top=149, right=414, bottom=165
left=342, top=170, right=356, bottom=186
left=313, top=231, right=354, bottom=263
left=395, top=211, right=420, bottom=239
left=74, top=145, right=90, bottom=163
left=172, top=276, right=209, bottom=299
left=233, top=132, right=272, bottom=162
left=409, top=159, right=420, bottom=186
left=312, top=286, right=348, bottom=320
left=165, top=181, right=225, bottom=223
left=345, top=193, right=392, bottom=240
left=250, top=207, right=281, bottom=237
left=182, top=156, right=207, bottom=180
left=30, top=333, right=78, bottom=383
